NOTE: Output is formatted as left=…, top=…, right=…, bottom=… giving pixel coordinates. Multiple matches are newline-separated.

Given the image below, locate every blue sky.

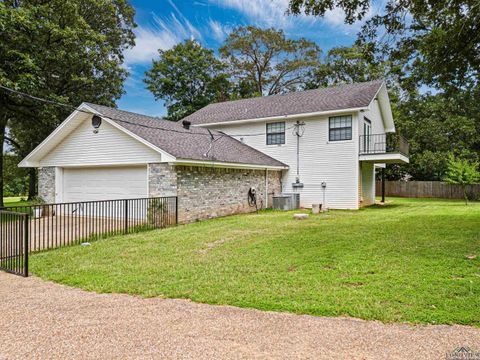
left=118, top=0, right=379, bottom=117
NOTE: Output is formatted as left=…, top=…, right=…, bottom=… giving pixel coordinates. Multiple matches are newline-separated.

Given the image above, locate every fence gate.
left=0, top=210, right=29, bottom=277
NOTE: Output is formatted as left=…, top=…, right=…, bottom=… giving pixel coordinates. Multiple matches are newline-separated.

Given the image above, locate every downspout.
left=265, top=168, right=268, bottom=208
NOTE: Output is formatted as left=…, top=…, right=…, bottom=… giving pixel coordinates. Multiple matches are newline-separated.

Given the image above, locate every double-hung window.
left=329, top=115, right=352, bottom=141
left=266, top=122, right=285, bottom=145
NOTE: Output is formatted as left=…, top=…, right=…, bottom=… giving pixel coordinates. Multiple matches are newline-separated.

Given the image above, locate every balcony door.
left=363, top=118, right=372, bottom=153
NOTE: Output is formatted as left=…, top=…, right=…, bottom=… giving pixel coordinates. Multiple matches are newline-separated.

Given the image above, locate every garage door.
left=63, top=166, right=147, bottom=202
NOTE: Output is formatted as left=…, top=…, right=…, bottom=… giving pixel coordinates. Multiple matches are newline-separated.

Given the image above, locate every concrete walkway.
left=0, top=272, right=479, bottom=359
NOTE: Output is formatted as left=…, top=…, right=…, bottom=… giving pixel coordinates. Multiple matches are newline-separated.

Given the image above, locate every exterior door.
left=363, top=118, right=372, bottom=153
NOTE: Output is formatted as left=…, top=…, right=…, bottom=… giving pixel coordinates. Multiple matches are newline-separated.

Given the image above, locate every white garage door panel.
left=63, top=167, right=147, bottom=202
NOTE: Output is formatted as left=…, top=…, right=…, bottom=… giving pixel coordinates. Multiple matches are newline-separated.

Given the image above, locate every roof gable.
left=39, top=116, right=163, bottom=167
left=19, top=104, right=175, bottom=168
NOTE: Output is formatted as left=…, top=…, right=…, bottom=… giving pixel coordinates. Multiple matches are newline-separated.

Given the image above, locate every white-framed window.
left=266, top=122, right=285, bottom=145
left=329, top=115, right=352, bottom=141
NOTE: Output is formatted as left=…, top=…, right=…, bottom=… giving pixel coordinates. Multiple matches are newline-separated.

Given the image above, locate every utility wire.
left=0, top=84, right=221, bottom=137
left=0, top=84, right=295, bottom=139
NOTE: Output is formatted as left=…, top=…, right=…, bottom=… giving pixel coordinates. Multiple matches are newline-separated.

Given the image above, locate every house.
left=183, top=80, right=408, bottom=209
left=19, top=80, right=408, bottom=223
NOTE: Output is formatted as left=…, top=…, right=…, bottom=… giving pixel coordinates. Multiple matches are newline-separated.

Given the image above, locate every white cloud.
left=123, top=26, right=177, bottom=65
left=208, top=0, right=377, bottom=35
left=323, top=5, right=378, bottom=34
left=166, top=0, right=203, bottom=40
left=208, top=19, right=231, bottom=42
left=209, top=0, right=294, bottom=28
left=123, top=2, right=203, bottom=65
left=323, top=8, right=346, bottom=27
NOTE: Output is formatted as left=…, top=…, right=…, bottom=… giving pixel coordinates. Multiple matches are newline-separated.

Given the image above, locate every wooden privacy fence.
left=376, top=181, right=480, bottom=199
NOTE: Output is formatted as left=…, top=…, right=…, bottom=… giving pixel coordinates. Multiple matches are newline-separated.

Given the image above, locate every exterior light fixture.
left=92, top=115, right=102, bottom=134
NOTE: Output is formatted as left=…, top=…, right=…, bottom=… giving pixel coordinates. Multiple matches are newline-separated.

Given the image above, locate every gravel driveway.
left=0, top=272, right=479, bottom=359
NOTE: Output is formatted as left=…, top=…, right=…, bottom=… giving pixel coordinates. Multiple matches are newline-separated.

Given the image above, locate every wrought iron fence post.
left=124, top=199, right=128, bottom=234
left=24, top=213, right=29, bottom=277
left=175, top=196, right=178, bottom=225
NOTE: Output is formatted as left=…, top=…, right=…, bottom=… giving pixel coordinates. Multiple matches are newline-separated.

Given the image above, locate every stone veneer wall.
left=148, top=163, right=282, bottom=224
left=148, top=163, right=177, bottom=197
left=38, top=167, right=56, bottom=203
left=176, top=166, right=282, bottom=223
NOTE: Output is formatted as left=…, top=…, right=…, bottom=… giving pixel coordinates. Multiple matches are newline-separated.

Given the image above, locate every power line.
left=0, top=84, right=294, bottom=139
left=0, top=84, right=219, bottom=137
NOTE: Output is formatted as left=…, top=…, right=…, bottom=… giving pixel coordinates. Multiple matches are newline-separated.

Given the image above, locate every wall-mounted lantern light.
left=92, top=115, right=102, bottom=134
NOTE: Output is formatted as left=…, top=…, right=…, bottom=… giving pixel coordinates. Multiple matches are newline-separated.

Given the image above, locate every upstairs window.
left=329, top=115, right=352, bottom=141
left=266, top=122, right=285, bottom=145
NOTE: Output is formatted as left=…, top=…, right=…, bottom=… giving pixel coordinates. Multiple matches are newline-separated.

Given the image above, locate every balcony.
left=359, top=133, right=409, bottom=164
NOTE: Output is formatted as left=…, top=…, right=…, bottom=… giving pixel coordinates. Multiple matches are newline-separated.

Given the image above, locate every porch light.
left=92, top=115, right=102, bottom=133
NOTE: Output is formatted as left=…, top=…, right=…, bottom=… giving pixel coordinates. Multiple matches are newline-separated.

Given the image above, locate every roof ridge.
left=84, top=102, right=165, bottom=122
left=201, top=79, right=385, bottom=109
left=183, top=80, right=385, bottom=125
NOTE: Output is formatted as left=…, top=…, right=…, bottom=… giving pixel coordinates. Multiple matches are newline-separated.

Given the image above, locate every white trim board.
left=359, top=153, right=409, bottom=164
left=193, top=107, right=368, bottom=128
left=173, top=159, right=288, bottom=170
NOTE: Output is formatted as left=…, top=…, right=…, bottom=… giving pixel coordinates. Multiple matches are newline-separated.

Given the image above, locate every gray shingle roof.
left=183, top=80, right=384, bottom=125
left=84, top=103, right=287, bottom=168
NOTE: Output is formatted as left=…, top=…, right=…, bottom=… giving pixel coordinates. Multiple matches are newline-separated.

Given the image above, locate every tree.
left=392, top=91, right=480, bottom=181
left=305, top=45, right=382, bottom=88
left=0, top=0, right=136, bottom=202
left=3, top=153, right=28, bottom=197
left=444, top=156, right=480, bottom=204
left=302, top=44, right=407, bottom=94
left=219, top=26, right=321, bottom=96
left=145, top=40, right=230, bottom=121
left=287, top=0, right=480, bottom=92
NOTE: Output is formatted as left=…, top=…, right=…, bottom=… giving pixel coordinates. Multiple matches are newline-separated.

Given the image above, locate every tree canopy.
left=288, top=0, right=480, bottom=91
left=392, top=91, right=480, bottom=180
left=219, top=26, right=321, bottom=96
left=304, top=45, right=386, bottom=89
left=145, top=40, right=230, bottom=121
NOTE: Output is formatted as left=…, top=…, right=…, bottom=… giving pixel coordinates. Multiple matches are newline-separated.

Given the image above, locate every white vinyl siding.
left=208, top=114, right=360, bottom=209
left=39, top=119, right=162, bottom=167
left=360, top=99, right=386, bottom=136
left=62, top=166, right=147, bottom=202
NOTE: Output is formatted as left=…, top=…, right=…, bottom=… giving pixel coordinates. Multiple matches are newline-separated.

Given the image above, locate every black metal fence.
left=0, top=197, right=177, bottom=276
left=0, top=211, right=29, bottom=277
left=359, top=133, right=409, bottom=156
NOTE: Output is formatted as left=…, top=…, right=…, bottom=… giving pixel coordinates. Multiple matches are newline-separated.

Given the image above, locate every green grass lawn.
left=31, top=198, right=480, bottom=326
left=3, top=197, right=30, bottom=207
